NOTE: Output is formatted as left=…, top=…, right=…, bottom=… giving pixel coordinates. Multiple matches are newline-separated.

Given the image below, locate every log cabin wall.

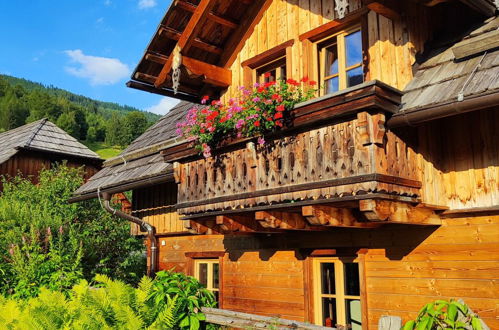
left=221, top=0, right=431, bottom=102
left=414, top=109, right=499, bottom=209
left=0, top=150, right=100, bottom=190
left=197, top=213, right=498, bottom=328
left=131, top=182, right=188, bottom=235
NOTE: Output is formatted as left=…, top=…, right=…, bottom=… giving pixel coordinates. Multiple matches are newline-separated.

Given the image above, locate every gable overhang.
left=128, top=0, right=272, bottom=101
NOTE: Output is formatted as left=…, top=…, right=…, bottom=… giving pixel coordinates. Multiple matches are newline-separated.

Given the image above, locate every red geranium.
left=276, top=104, right=285, bottom=112
left=274, top=112, right=283, bottom=119
left=254, top=121, right=261, bottom=127
left=301, top=76, right=309, bottom=83
left=264, top=72, right=271, bottom=78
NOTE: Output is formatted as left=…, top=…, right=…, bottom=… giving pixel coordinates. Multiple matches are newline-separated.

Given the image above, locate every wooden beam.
left=134, top=72, right=200, bottom=95
left=215, top=215, right=273, bottom=233
left=359, top=199, right=442, bottom=225
left=126, top=80, right=201, bottom=103
left=218, top=0, right=273, bottom=67
left=155, top=0, right=217, bottom=88
left=302, top=205, right=381, bottom=228
left=254, top=211, right=323, bottom=230
left=158, top=26, right=223, bottom=54
left=452, top=29, right=499, bottom=60
left=146, top=53, right=231, bottom=87
left=459, top=0, right=496, bottom=16
left=175, top=0, right=239, bottom=29
left=362, top=0, right=400, bottom=20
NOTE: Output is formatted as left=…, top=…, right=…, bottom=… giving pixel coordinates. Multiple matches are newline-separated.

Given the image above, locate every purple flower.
left=253, top=82, right=260, bottom=88
left=258, top=137, right=265, bottom=145
left=252, top=97, right=261, bottom=102
left=175, top=128, right=183, bottom=136
left=235, top=119, right=246, bottom=129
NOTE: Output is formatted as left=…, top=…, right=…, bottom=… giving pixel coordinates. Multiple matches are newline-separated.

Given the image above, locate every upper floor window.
left=319, top=28, right=363, bottom=95
left=255, top=56, right=287, bottom=84
left=313, top=258, right=362, bottom=329
left=194, top=259, right=220, bottom=301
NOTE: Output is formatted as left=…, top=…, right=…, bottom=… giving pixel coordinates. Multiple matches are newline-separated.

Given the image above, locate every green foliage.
left=0, top=74, right=160, bottom=145
left=149, top=271, right=218, bottom=330
left=402, top=300, right=484, bottom=330
left=0, top=164, right=146, bottom=297
left=0, top=273, right=218, bottom=330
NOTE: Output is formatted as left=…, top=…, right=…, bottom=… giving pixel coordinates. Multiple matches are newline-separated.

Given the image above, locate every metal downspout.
left=100, top=191, right=158, bottom=276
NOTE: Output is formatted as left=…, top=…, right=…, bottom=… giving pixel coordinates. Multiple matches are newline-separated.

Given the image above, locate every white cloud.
left=96, top=17, right=104, bottom=24
left=146, top=97, right=180, bottom=115
left=138, top=0, right=157, bottom=9
left=104, top=0, right=112, bottom=6
left=64, top=49, right=130, bottom=86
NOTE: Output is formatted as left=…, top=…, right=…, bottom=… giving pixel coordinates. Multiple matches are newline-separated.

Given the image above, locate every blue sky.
left=0, top=0, right=180, bottom=115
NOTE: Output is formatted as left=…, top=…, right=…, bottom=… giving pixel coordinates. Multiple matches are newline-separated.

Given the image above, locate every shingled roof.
left=71, top=101, right=195, bottom=201
left=393, top=15, right=499, bottom=124
left=0, top=118, right=100, bottom=165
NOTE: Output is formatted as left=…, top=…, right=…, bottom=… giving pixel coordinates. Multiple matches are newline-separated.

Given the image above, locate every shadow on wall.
left=223, top=223, right=439, bottom=262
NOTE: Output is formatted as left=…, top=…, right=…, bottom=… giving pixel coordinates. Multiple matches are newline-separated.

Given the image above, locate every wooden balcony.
left=163, top=81, right=443, bottom=229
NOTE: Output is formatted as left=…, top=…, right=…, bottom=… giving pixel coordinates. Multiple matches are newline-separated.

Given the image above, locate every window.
left=319, top=28, right=363, bottom=95
left=194, top=259, right=220, bottom=301
left=255, top=56, right=287, bottom=84
left=313, top=258, right=362, bottom=329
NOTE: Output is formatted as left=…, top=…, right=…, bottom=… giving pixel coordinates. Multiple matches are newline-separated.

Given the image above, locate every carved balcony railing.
left=163, top=81, right=427, bottom=220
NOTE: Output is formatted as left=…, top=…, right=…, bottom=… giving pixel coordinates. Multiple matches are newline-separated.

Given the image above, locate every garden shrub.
left=402, top=299, right=485, bottom=330
left=0, top=272, right=217, bottom=330
left=0, top=164, right=146, bottom=297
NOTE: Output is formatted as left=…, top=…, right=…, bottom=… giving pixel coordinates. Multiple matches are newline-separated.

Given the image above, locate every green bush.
left=0, top=272, right=218, bottom=330
left=402, top=299, right=485, bottom=330
left=0, top=164, right=146, bottom=297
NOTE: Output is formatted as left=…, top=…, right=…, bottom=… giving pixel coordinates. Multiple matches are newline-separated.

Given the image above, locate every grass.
left=83, top=141, right=123, bottom=160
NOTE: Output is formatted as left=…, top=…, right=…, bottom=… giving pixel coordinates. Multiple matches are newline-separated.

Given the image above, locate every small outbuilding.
left=0, top=118, right=102, bottom=189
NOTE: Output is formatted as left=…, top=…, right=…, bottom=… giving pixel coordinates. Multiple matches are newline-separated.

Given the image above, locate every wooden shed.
left=74, top=1, right=499, bottom=328
left=0, top=118, right=102, bottom=189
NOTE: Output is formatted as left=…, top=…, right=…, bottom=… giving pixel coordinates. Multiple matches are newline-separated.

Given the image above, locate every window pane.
left=213, top=263, right=219, bottom=289
left=346, top=299, right=362, bottom=330
left=346, top=66, right=363, bottom=88
left=199, top=263, right=208, bottom=286
left=322, top=298, right=337, bottom=327
left=344, top=263, right=360, bottom=296
left=321, top=263, right=335, bottom=295
left=324, top=44, right=339, bottom=76
left=213, top=291, right=219, bottom=302
left=345, top=30, right=362, bottom=67
left=325, top=77, right=339, bottom=94
left=280, top=65, right=287, bottom=81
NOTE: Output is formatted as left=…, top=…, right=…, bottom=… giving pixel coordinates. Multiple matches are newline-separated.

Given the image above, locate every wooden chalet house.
left=72, top=0, right=499, bottom=328
left=0, top=118, right=102, bottom=190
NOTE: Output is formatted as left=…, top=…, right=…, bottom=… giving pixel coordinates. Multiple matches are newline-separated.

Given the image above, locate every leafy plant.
left=0, top=164, right=146, bottom=297
left=0, top=273, right=218, bottom=330
left=402, top=299, right=485, bottom=330
left=176, top=78, right=317, bottom=157
left=149, top=270, right=218, bottom=330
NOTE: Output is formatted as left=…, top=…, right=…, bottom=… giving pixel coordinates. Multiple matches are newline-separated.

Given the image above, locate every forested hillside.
left=0, top=75, right=161, bottom=151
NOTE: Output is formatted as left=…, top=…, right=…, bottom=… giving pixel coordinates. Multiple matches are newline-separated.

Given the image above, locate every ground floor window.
left=194, top=259, right=220, bottom=301
left=313, top=258, right=362, bottom=329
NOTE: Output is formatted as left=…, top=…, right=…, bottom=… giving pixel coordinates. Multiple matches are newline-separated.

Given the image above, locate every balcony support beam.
left=359, top=199, right=442, bottom=225
left=302, top=205, right=381, bottom=228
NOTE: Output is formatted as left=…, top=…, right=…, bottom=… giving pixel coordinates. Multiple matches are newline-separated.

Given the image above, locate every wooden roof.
left=127, top=0, right=271, bottom=102
left=0, top=118, right=101, bottom=165
left=71, top=102, right=196, bottom=200
left=400, top=16, right=499, bottom=113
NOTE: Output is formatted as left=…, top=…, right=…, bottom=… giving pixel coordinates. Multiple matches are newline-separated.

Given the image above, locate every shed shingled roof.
left=399, top=16, right=499, bottom=113
left=71, top=101, right=195, bottom=200
left=0, top=118, right=100, bottom=165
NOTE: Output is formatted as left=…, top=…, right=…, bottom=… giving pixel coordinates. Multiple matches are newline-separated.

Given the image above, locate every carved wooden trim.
left=302, top=205, right=381, bottom=228
left=359, top=199, right=442, bottom=225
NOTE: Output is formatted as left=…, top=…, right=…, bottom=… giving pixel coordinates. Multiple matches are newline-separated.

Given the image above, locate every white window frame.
left=194, top=259, right=220, bottom=297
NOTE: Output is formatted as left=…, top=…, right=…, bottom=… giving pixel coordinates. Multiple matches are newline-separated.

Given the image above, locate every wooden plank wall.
left=222, top=0, right=430, bottom=102
left=414, top=109, right=499, bottom=209
left=216, top=214, right=499, bottom=329
left=132, top=182, right=187, bottom=235
left=157, top=235, right=225, bottom=273
left=0, top=152, right=100, bottom=190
